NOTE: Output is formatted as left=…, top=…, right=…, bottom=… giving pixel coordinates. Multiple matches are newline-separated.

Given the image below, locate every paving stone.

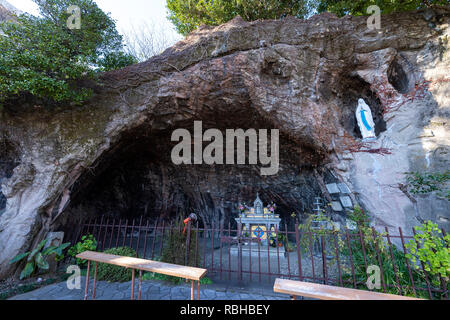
left=338, top=183, right=351, bottom=194
left=9, top=278, right=293, bottom=301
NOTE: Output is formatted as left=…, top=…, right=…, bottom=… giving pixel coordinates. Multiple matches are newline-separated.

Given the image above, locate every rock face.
left=1, top=8, right=449, bottom=278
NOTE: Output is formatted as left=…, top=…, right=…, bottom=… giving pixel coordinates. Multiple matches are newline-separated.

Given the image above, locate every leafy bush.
left=96, top=247, right=137, bottom=282
left=68, top=234, right=97, bottom=266
left=406, top=221, right=450, bottom=281
left=167, top=0, right=313, bottom=36
left=142, top=269, right=213, bottom=285
left=0, top=0, right=136, bottom=108
left=167, top=0, right=449, bottom=36
left=9, top=239, right=70, bottom=280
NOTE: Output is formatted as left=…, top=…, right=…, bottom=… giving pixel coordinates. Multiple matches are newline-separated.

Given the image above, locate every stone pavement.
left=9, top=277, right=289, bottom=300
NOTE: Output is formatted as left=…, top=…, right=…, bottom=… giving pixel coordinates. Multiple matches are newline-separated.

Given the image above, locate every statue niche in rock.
left=356, top=99, right=377, bottom=141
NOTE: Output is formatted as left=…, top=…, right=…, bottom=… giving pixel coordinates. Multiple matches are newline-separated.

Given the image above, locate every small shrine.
left=235, top=193, right=281, bottom=244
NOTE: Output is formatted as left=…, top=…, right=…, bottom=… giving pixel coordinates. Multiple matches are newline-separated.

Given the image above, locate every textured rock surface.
left=1, top=8, right=449, bottom=278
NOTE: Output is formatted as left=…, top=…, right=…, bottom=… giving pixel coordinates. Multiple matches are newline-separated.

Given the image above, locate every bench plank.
left=274, top=279, right=423, bottom=300
left=76, top=251, right=207, bottom=281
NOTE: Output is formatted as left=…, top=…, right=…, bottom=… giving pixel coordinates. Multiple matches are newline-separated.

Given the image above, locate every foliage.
left=166, top=0, right=315, bottom=35
left=340, top=215, right=448, bottom=299
left=167, top=0, right=448, bottom=36
left=68, top=234, right=97, bottom=266
left=0, top=278, right=60, bottom=300
left=405, top=171, right=450, bottom=200
left=316, top=0, right=449, bottom=17
left=405, top=221, right=450, bottom=281
left=347, top=205, right=371, bottom=227
left=9, top=239, right=70, bottom=280
left=96, top=247, right=137, bottom=282
left=0, top=0, right=136, bottom=108
left=97, top=51, right=138, bottom=72
left=160, top=215, right=200, bottom=268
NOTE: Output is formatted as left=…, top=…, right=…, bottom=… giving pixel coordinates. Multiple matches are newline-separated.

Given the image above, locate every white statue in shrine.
left=356, top=98, right=376, bottom=140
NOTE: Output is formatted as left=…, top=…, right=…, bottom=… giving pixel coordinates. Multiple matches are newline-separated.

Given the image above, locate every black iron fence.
left=70, top=216, right=449, bottom=300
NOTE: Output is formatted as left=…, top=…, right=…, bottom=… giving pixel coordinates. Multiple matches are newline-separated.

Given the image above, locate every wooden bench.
left=274, top=279, right=423, bottom=300
left=76, top=251, right=207, bottom=300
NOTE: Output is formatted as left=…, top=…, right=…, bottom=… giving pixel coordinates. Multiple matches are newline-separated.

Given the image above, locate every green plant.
left=68, top=234, right=97, bottom=266
left=405, top=221, right=450, bottom=282
left=317, top=0, right=449, bottom=17
left=166, top=0, right=313, bottom=36
left=9, top=239, right=70, bottom=280
left=96, top=247, right=137, bottom=282
left=160, top=215, right=200, bottom=268
left=340, top=223, right=438, bottom=299
left=142, top=270, right=213, bottom=285
left=405, top=171, right=450, bottom=200
left=0, top=0, right=136, bottom=108
left=298, top=213, right=343, bottom=257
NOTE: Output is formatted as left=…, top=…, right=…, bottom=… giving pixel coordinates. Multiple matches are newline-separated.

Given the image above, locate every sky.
left=9, top=0, right=182, bottom=40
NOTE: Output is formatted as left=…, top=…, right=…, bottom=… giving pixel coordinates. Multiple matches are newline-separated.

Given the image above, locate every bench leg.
left=197, top=281, right=200, bottom=300
left=138, top=270, right=142, bottom=300
left=191, top=280, right=195, bottom=300
left=92, top=262, right=98, bottom=300
left=84, top=261, right=90, bottom=300
left=131, top=269, right=135, bottom=300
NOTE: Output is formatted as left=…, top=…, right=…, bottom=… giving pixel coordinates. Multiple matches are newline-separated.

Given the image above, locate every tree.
left=166, top=0, right=315, bottom=36
left=0, top=0, right=136, bottom=108
left=167, top=0, right=449, bottom=36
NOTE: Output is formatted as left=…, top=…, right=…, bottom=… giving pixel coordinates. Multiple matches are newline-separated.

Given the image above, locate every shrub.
left=160, top=215, right=200, bottom=268
left=340, top=220, right=440, bottom=299
left=9, top=239, right=70, bottom=280
left=96, top=247, right=138, bottom=283
left=142, top=269, right=213, bottom=285
left=166, top=0, right=312, bottom=36
left=298, top=213, right=343, bottom=258
left=0, top=0, right=136, bottom=108
left=406, top=221, right=450, bottom=282
left=68, top=234, right=97, bottom=266
left=405, top=171, right=450, bottom=201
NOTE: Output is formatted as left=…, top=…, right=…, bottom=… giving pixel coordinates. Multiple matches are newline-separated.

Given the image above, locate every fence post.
left=185, top=220, right=191, bottom=266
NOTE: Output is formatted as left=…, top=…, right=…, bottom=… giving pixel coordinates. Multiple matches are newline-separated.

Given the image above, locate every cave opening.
left=0, top=139, right=20, bottom=215
left=56, top=107, right=331, bottom=242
